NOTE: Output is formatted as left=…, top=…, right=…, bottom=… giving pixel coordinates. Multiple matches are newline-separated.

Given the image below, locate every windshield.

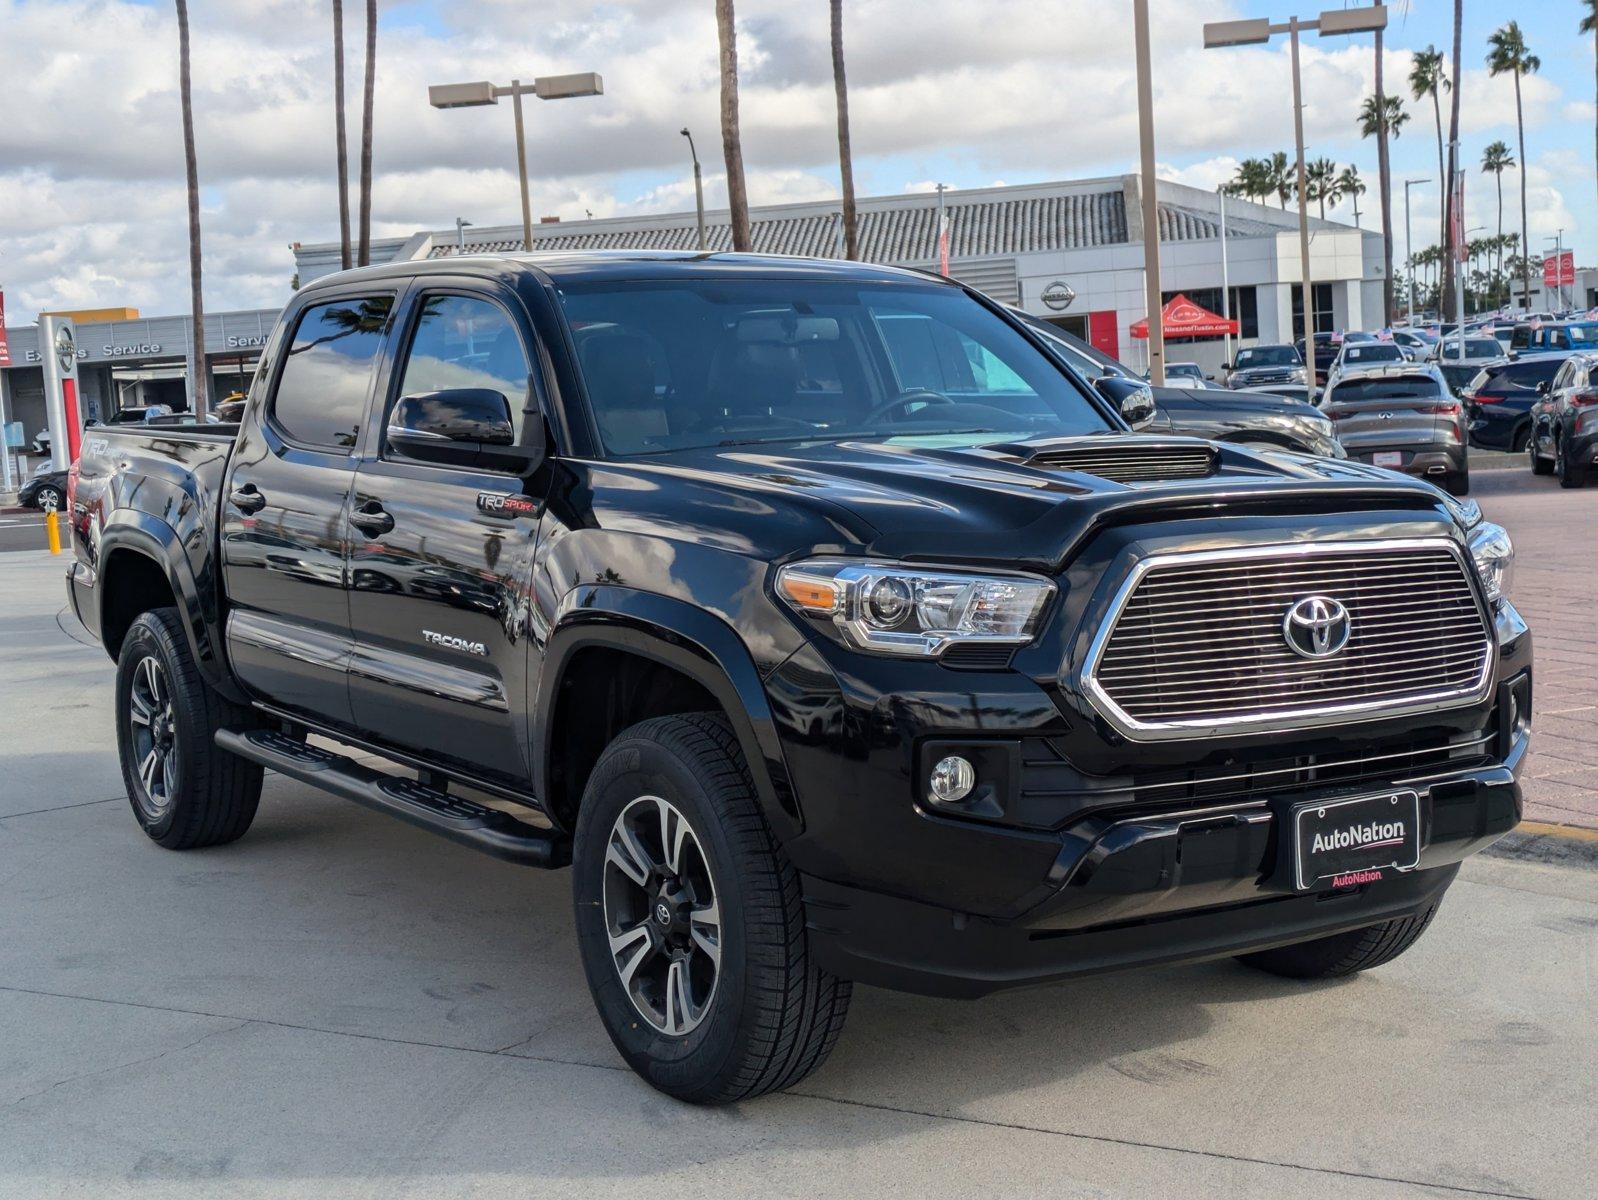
left=1236, top=346, right=1300, bottom=367
left=556, top=279, right=1114, bottom=455
left=1438, top=338, right=1503, bottom=358
left=1331, top=376, right=1444, bottom=402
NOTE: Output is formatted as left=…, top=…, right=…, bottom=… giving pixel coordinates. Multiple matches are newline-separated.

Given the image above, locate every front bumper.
left=805, top=745, right=1522, bottom=998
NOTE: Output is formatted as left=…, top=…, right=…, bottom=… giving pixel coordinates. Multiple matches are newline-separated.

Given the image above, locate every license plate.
left=1291, top=791, right=1421, bottom=891
left=1373, top=451, right=1404, bottom=468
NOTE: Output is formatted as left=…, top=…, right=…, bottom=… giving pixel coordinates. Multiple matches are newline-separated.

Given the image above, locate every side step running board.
left=215, top=728, right=571, bottom=868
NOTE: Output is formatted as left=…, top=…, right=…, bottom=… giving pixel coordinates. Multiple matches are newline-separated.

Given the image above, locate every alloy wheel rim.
left=127, top=654, right=178, bottom=819
left=602, top=794, right=721, bottom=1037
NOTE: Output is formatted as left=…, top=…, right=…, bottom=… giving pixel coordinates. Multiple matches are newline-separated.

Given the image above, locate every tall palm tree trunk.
left=1495, top=174, right=1505, bottom=307
left=357, top=0, right=375, bottom=266
left=333, top=0, right=352, bottom=270
left=1514, top=73, right=1529, bottom=307
left=716, top=0, right=752, bottom=251
left=1375, top=28, right=1395, bottom=325
left=830, top=0, right=858, bottom=260
left=176, top=0, right=206, bottom=418
left=1434, top=88, right=1451, bottom=319
left=1444, top=0, right=1462, bottom=320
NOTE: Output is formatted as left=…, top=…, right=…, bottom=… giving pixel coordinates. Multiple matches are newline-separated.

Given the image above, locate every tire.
left=1443, top=468, right=1470, bottom=497
left=1556, top=436, right=1588, bottom=489
left=34, top=485, right=63, bottom=511
left=1236, top=901, right=1441, bottom=980
left=1510, top=425, right=1530, bottom=454
left=572, top=712, right=851, bottom=1104
left=1530, top=434, right=1553, bottom=475
left=115, top=608, right=263, bottom=849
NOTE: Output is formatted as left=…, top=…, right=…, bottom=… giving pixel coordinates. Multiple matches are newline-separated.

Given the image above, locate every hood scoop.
left=1020, top=441, right=1218, bottom=484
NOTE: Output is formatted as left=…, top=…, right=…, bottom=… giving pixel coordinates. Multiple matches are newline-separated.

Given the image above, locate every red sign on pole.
left=1543, top=251, right=1575, bottom=288
left=0, top=290, right=11, bottom=368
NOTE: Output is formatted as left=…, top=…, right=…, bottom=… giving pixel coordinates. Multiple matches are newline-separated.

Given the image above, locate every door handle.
left=349, top=505, right=394, bottom=536
left=228, top=485, right=266, bottom=514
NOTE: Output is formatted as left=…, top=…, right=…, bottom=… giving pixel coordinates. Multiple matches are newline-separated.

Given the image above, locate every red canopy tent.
left=1130, top=293, right=1239, bottom=340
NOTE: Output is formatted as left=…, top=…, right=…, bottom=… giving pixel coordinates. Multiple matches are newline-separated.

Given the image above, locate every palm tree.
left=829, top=0, right=858, bottom=260
left=1226, top=158, right=1272, bottom=204
left=1337, top=165, right=1366, bottom=226
left=1444, top=2, right=1464, bottom=321
left=1409, top=47, right=1450, bottom=291
left=332, top=0, right=352, bottom=271
left=175, top=0, right=206, bottom=418
left=1265, top=150, right=1293, bottom=209
left=1487, top=21, right=1540, bottom=308
left=357, top=0, right=376, bottom=266
left=716, top=0, right=752, bottom=251
left=1373, top=23, right=1395, bottom=325
left=1580, top=3, right=1598, bottom=230
left=1482, top=141, right=1513, bottom=304
left=1306, top=157, right=1338, bottom=218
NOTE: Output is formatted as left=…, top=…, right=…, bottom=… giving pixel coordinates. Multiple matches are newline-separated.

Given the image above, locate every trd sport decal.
left=477, top=492, right=538, bottom=518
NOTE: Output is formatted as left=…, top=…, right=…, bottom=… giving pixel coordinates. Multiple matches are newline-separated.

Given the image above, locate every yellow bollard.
left=46, top=509, right=62, bottom=555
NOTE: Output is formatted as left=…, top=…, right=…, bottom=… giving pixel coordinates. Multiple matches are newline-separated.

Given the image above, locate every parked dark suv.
left=68, top=252, right=1528, bottom=1104
left=1528, top=350, right=1598, bottom=487
left=1463, top=354, right=1566, bottom=452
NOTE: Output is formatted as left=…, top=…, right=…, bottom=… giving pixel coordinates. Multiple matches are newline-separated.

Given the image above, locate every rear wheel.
left=1236, top=901, right=1441, bottom=980
left=115, top=608, right=263, bottom=849
left=572, top=713, right=851, bottom=1103
left=1556, top=435, right=1588, bottom=489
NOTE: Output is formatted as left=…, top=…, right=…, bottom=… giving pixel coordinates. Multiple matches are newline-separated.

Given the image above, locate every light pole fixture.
left=681, top=128, right=707, bottom=252
left=455, top=217, right=473, bottom=250
left=1132, top=0, right=1165, bottom=385
left=428, top=72, right=604, bottom=252
left=1203, top=4, right=1388, bottom=403
left=1402, top=178, right=1428, bottom=322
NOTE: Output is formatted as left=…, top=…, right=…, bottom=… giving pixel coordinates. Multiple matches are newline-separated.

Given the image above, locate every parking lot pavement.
left=1472, top=471, right=1598, bottom=831
left=1, top=485, right=1595, bottom=1200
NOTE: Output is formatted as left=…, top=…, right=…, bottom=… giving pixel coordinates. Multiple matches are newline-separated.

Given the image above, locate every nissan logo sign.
left=1041, top=281, right=1076, bottom=311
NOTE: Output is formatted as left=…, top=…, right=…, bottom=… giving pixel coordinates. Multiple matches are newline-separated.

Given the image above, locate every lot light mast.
left=1203, top=5, right=1389, bottom=403
left=428, top=73, right=605, bottom=252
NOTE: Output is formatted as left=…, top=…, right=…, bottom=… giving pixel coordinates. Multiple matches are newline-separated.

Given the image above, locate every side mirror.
left=1093, top=376, right=1158, bottom=429
left=1535, top=381, right=1551, bottom=396
left=386, top=388, right=544, bottom=473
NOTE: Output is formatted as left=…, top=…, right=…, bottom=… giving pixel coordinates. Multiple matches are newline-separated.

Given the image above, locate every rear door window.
left=272, top=297, right=394, bottom=450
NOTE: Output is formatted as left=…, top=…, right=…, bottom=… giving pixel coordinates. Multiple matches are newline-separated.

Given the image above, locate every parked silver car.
left=1321, top=362, right=1469, bottom=495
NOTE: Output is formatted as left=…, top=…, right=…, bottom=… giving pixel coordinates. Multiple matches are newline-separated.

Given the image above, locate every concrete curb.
left=1483, top=821, right=1598, bottom=869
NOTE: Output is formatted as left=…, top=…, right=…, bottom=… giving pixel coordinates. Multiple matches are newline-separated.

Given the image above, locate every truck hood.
left=613, top=434, right=1449, bottom=572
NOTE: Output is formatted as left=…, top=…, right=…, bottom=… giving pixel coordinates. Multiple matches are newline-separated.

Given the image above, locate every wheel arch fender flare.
left=98, top=511, right=241, bottom=701
left=534, top=585, right=803, bottom=841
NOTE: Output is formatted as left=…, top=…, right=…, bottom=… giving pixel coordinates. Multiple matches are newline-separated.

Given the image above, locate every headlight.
left=1468, top=522, right=1513, bottom=602
left=776, top=559, right=1055, bottom=656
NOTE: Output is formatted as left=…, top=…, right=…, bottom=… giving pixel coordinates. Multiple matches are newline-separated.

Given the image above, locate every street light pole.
left=1403, top=178, right=1428, bottom=322
left=1133, top=0, right=1165, bottom=385
left=428, top=72, right=604, bottom=254
left=455, top=217, right=473, bottom=250
left=681, top=128, right=707, bottom=251
left=1218, top=186, right=1233, bottom=365
left=1203, top=5, right=1388, bottom=406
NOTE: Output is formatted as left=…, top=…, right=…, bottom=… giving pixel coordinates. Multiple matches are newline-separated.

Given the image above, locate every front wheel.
left=572, top=713, right=851, bottom=1103
left=1530, top=433, right=1553, bottom=475
left=115, top=608, right=263, bottom=849
left=1236, top=901, right=1441, bottom=980
left=33, top=484, right=64, bottom=511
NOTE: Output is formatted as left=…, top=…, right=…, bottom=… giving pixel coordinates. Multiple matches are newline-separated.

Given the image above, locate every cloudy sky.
left=2, top=0, right=1594, bottom=319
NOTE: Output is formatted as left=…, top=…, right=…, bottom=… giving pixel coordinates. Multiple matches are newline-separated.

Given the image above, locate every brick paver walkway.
left=1474, top=468, right=1598, bottom=830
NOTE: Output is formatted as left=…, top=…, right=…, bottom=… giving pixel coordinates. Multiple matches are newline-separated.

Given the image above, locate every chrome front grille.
left=1028, top=444, right=1216, bottom=483
left=1082, top=540, right=1495, bottom=738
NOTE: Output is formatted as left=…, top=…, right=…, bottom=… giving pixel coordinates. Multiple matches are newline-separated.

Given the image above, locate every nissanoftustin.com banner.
left=0, top=289, right=11, bottom=367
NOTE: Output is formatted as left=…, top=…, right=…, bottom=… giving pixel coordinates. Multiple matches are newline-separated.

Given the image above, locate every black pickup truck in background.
left=67, top=252, right=1530, bottom=1103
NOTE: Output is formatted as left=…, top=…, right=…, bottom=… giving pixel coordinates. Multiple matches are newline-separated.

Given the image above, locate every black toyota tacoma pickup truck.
left=67, top=252, right=1530, bottom=1104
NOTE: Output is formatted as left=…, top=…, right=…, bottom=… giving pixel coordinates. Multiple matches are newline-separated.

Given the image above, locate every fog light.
left=929, top=755, right=976, bottom=805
